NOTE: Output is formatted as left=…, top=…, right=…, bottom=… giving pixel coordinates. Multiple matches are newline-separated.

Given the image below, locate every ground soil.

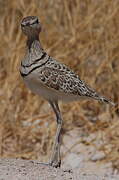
left=0, top=158, right=119, bottom=180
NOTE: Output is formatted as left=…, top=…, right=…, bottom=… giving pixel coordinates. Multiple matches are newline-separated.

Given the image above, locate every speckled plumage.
left=20, top=39, right=114, bottom=105
left=20, top=16, right=115, bottom=168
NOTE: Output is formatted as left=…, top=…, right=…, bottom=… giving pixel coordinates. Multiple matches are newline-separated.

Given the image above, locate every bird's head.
left=21, top=16, right=41, bottom=36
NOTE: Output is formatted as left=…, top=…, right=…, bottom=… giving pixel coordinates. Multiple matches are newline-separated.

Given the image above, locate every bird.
left=20, top=16, right=115, bottom=168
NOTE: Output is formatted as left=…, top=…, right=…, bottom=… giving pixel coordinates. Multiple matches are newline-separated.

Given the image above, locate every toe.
left=49, top=160, right=61, bottom=168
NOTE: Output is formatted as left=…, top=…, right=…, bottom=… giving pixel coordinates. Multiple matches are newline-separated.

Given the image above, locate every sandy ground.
left=0, top=129, right=119, bottom=180
left=0, top=158, right=119, bottom=180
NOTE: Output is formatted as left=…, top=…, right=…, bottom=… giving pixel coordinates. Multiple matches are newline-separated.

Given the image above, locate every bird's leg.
left=49, top=101, right=62, bottom=168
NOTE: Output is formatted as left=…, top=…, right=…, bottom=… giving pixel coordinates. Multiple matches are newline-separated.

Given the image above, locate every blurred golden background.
left=0, top=0, right=119, bottom=170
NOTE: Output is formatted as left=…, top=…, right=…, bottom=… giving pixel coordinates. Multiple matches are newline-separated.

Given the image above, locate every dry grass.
left=0, top=0, right=119, bottom=169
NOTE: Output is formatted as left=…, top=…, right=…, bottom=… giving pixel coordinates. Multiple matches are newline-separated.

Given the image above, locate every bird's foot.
left=35, top=161, right=61, bottom=168
left=49, top=159, right=61, bottom=168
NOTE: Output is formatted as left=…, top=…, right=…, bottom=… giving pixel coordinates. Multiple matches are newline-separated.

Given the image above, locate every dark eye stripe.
left=30, top=20, right=38, bottom=25
left=21, top=23, right=25, bottom=27
left=21, top=22, right=30, bottom=26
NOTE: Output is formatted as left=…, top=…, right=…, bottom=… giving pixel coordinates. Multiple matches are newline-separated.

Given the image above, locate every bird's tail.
left=84, top=84, right=116, bottom=107
left=99, top=96, right=115, bottom=106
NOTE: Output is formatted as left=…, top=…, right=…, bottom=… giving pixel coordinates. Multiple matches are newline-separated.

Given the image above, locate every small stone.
left=63, top=153, right=84, bottom=169
left=90, top=151, right=106, bottom=161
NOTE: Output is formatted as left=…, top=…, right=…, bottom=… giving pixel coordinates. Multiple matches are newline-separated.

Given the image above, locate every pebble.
left=90, top=151, right=106, bottom=161
left=63, top=153, right=84, bottom=169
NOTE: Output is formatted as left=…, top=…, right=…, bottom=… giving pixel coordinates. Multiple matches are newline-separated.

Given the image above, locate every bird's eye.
left=36, top=19, right=39, bottom=23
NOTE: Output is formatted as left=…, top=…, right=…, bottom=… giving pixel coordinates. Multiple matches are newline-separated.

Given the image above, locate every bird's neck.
left=27, top=34, right=42, bottom=50
left=26, top=34, right=44, bottom=61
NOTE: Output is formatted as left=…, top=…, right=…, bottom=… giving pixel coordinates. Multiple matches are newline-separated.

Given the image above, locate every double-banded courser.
left=20, top=16, right=115, bottom=168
